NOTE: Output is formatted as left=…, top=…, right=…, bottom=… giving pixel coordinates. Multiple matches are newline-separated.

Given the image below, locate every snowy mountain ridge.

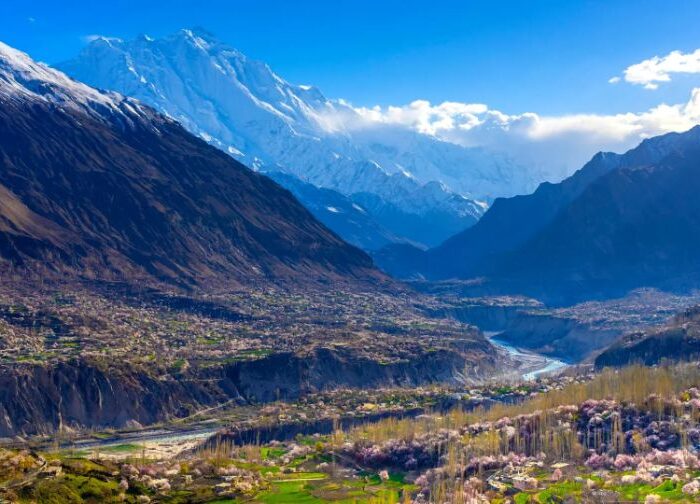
left=57, top=29, right=548, bottom=245
left=0, top=40, right=151, bottom=123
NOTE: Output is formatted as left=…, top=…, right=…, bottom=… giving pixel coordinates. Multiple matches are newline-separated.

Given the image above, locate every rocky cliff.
left=595, top=306, right=700, bottom=368
left=0, top=346, right=497, bottom=437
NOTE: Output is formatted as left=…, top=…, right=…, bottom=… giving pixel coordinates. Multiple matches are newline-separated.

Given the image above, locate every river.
left=485, top=331, right=569, bottom=380
left=19, top=334, right=568, bottom=454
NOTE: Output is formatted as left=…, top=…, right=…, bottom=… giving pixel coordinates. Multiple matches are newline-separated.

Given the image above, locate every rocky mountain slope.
left=0, top=41, right=382, bottom=287
left=378, top=126, right=700, bottom=303
left=57, top=29, right=547, bottom=247
left=595, top=305, right=700, bottom=368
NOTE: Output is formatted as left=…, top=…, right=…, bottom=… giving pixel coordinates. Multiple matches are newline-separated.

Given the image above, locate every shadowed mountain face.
left=374, top=149, right=624, bottom=279
left=376, top=126, right=700, bottom=304
left=595, top=306, right=700, bottom=368
left=491, top=131, right=700, bottom=301
left=265, top=172, right=406, bottom=251
left=0, top=42, right=383, bottom=288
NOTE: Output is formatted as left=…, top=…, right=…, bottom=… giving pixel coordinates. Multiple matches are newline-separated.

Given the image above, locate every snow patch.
left=0, top=40, right=147, bottom=124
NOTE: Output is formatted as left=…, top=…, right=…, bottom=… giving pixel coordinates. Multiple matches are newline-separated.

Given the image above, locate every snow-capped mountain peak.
left=0, top=41, right=156, bottom=127
left=57, top=29, right=543, bottom=245
left=1, top=41, right=113, bottom=108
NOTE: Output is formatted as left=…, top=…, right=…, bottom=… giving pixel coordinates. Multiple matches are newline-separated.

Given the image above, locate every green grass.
left=171, top=358, right=187, bottom=371
left=255, top=480, right=325, bottom=503
left=261, top=447, right=287, bottom=460
left=197, top=336, right=223, bottom=346
left=296, top=435, right=329, bottom=446
left=494, top=385, right=515, bottom=395
left=534, top=478, right=692, bottom=503
left=536, top=480, right=583, bottom=503
left=58, top=449, right=91, bottom=458
left=651, top=479, right=686, bottom=500
left=59, top=457, right=111, bottom=474
left=100, top=443, right=143, bottom=453
left=62, top=474, right=122, bottom=501
left=387, top=472, right=406, bottom=485
left=609, top=479, right=687, bottom=502
left=90, top=432, right=113, bottom=440
left=233, top=460, right=281, bottom=474
left=514, top=493, right=532, bottom=504
left=289, top=455, right=312, bottom=468
left=252, top=470, right=418, bottom=504
left=268, top=472, right=327, bottom=481
left=25, top=479, right=82, bottom=504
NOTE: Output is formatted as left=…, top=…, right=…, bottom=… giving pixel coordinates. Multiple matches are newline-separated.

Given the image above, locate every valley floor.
left=4, top=364, right=700, bottom=502
left=3, top=280, right=700, bottom=502
left=0, top=279, right=505, bottom=438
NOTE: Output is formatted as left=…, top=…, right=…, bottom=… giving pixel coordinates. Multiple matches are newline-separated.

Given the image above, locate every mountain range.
left=7, top=30, right=700, bottom=308
left=0, top=41, right=383, bottom=288
left=57, top=29, right=544, bottom=248
left=377, top=126, right=700, bottom=303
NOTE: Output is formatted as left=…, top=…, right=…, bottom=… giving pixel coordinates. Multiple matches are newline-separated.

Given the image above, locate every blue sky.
left=2, top=0, right=700, bottom=116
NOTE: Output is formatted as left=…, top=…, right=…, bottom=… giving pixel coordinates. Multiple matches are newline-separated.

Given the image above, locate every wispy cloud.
left=611, top=48, right=700, bottom=90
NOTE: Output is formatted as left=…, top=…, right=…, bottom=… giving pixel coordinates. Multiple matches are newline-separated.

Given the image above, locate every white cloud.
left=608, top=76, right=621, bottom=84
left=326, top=88, right=700, bottom=181
left=620, top=48, right=700, bottom=89
left=352, top=100, right=488, bottom=136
